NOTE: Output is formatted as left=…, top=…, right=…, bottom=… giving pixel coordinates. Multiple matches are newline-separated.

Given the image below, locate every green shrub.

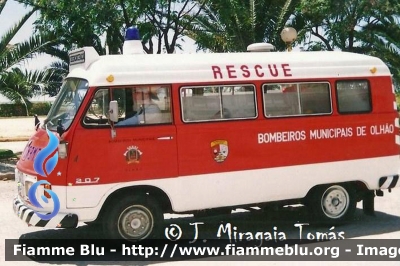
left=0, top=102, right=52, bottom=117
left=30, top=102, right=52, bottom=116
left=0, top=149, right=15, bottom=159
left=0, top=103, right=27, bottom=116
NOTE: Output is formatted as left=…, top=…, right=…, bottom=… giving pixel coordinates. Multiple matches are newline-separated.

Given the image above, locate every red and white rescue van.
left=13, top=28, right=400, bottom=240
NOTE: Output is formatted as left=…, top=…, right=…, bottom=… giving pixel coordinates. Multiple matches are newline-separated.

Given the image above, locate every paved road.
left=0, top=116, right=45, bottom=141
left=0, top=116, right=44, bottom=177
left=0, top=116, right=46, bottom=154
left=0, top=141, right=28, bottom=154
left=1, top=178, right=400, bottom=265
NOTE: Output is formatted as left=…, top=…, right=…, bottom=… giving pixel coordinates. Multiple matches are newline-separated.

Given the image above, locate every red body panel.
left=18, top=77, right=399, bottom=186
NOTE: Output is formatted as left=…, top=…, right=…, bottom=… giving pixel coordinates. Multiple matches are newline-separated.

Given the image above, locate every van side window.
left=263, top=82, right=331, bottom=117
left=181, top=85, right=257, bottom=122
left=83, top=89, right=110, bottom=126
left=114, top=85, right=172, bottom=126
left=336, top=80, right=371, bottom=113
left=83, top=86, right=172, bottom=127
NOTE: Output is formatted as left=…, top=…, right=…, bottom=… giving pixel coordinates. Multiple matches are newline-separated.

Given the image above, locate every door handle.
left=157, top=136, right=173, bottom=140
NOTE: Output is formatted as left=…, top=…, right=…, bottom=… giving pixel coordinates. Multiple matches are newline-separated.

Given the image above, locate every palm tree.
left=186, top=0, right=299, bottom=52
left=294, top=0, right=400, bottom=86
left=0, top=68, right=36, bottom=115
left=0, top=0, right=66, bottom=115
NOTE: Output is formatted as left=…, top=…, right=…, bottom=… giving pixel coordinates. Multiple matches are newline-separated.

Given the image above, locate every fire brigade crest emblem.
left=211, top=140, right=229, bottom=163
left=124, top=146, right=142, bottom=164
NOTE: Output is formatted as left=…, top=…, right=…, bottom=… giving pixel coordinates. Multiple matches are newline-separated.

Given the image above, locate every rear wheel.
left=103, top=195, right=163, bottom=241
left=307, top=184, right=356, bottom=224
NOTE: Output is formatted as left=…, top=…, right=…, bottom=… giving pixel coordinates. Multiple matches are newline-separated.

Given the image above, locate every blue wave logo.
left=29, top=129, right=60, bottom=220
left=27, top=180, right=60, bottom=220
left=33, top=129, right=59, bottom=177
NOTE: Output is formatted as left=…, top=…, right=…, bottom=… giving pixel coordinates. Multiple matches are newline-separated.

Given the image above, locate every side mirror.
left=109, top=100, right=119, bottom=122
left=57, top=119, right=65, bottom=137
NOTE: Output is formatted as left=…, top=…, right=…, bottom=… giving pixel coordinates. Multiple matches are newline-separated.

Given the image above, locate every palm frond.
left=1, top=34, right=57, bottom=71
left=0, top=68, right=34, bottom=104
left=0, top=8, right=36, bottom=52
left=0, top=0, right=8, bottom=14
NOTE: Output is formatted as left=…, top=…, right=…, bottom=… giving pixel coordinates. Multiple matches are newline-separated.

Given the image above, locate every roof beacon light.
left=123, top=27, right=143, bottom=55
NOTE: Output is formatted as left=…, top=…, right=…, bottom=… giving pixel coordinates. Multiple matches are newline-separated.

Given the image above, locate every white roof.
left=68, top=49, right=391, bottom=86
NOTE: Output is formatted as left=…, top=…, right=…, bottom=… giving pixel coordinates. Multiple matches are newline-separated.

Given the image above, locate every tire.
left=102, top=195, right=163, bottom=241
left=307, top=183, right=356, bottom=224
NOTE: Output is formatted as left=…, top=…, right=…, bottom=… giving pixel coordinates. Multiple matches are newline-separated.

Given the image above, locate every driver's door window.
left=83, top=89, right=110, bottom=126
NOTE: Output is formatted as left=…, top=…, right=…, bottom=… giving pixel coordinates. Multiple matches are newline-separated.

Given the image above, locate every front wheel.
left=307, top=184, right=356, bottom=224
left=103, top=195, right=163, bottom=241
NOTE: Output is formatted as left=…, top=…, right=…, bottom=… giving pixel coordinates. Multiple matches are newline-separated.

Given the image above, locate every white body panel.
left=67, top=50, right=390, bottom=86
left=47, top=155, right=400, bottom=221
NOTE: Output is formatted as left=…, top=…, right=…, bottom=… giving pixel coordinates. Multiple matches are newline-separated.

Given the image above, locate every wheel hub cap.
left=118, top=206, right=153, bottom=239
left=321, top=186, right=350, bottom=218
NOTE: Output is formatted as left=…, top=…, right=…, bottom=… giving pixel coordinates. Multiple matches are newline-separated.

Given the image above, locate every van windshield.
left=44, top=78, right=88, bottom=130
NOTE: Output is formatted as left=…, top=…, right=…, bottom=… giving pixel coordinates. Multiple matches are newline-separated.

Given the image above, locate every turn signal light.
left=58, top=141, right=68, bottom=159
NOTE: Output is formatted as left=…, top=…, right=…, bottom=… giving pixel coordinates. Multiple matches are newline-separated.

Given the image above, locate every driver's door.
left=66, top=86, right=178, bottom=209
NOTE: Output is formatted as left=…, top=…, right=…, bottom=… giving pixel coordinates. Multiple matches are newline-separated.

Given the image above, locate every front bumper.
left=13, top=197, right=78, bottom=228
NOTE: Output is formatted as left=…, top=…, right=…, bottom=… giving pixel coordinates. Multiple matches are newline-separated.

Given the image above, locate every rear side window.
left=263, top=82, right=331, bottom=117
left=336, top=80, right=371, bottom=113
left=181, top=85, right=257, bottom=122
